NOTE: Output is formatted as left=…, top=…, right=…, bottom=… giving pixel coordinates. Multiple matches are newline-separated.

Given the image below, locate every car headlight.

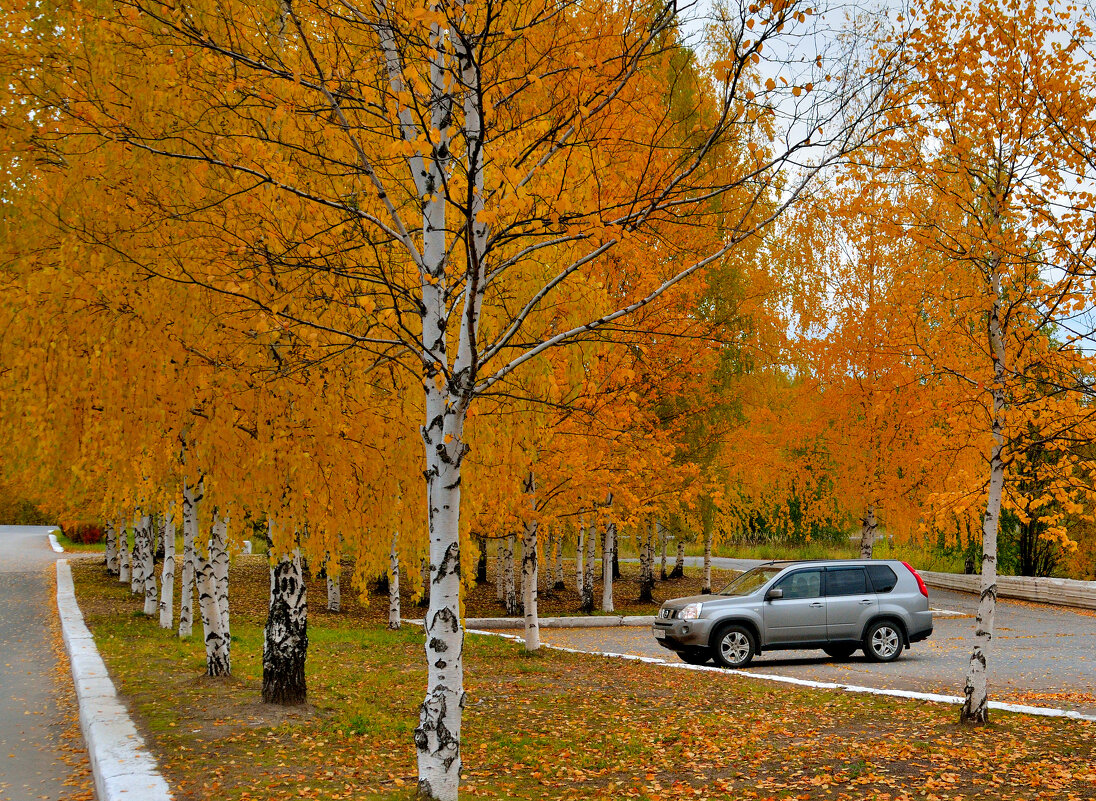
left=679, top=602, right=702, bottom=620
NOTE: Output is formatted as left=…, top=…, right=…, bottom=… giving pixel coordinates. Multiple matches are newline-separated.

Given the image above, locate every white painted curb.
left=55, top=560, right=174, bottom=800
left=48, top=531, right=64, bottom=553
left=466, top=629, right=1096, bottom=723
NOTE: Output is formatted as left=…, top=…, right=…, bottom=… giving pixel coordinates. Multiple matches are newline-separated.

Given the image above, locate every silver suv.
left=653, top=560, right=933, bottom=668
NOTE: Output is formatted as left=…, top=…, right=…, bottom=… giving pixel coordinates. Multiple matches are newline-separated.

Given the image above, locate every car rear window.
left=826, top=567, right=868, bottom=596
left=866, top=564, right=898, bottom=593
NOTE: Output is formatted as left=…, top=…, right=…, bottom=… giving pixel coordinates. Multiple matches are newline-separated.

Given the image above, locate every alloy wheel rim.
left=872, top=626, right=899, bottom=658
left=721, top=631, right=750, bottom=665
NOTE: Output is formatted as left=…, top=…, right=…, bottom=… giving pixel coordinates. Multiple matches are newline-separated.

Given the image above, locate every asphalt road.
left=0, top=525, right=91, bottom=801
left=548, top=559, right=1096, bottom=718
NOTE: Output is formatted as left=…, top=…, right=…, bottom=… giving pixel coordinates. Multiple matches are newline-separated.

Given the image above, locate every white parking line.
left=466, top=628, right=1096, bottom=723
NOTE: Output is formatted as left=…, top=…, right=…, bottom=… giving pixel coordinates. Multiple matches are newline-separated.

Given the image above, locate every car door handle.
left=809, top=602, right=823, bottom=608
left=859, top=599, right=873, bottom=605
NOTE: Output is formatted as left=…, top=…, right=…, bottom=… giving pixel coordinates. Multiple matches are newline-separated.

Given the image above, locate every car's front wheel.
left=863, top=620, right=904, bottom=662
left=677, top=650, right=712, bottom=666
left=822, top=644, right=857, bottom=660
left=713, top=624, right=756, bottom=669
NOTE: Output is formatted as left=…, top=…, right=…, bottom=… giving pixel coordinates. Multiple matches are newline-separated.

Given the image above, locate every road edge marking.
left=465, top=628, right=1096, bottom=723
left=55, top=560, right=174, bottom=800
left=48, top=531, right=64, bottom=553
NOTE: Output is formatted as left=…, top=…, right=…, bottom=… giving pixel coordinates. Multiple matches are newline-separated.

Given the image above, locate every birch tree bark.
left=581, top=521, right=597, bottom=613
left=419, top=557, right=431, bottom=608
left=105, top=522, right=118, bottom=576
left=196, top=552, right=230, bottom=676
left=576, top=521, right=585, bottom=594
left=178, top=478, right=199, bottom=639
left=210, top=511, right=230, bottom=644
left=263, top=539, right=307, bottom=705
left=326, top=543, right=341, bottom=613
left=159, top=505, right=175, bottom=629
left=495, top=537, right=504, bottom=603
left=140, top=513, right=158, bottom=615
left=521, top=520, right=540, bottom=650
left=670, top=539, right=685, bottom=579
left=388, top=531, right=401, bottom=630
left=638, top=520, right=655, bottom=602
left=961, top=253, right=1007, bottom=726
left=601, top=522, right=615, bottom=614
left=702, top=529, right=713, bottom=594
left=658, top=519, right=668, bottom=581
left=503, top=534, right=518, bottom=615
left=859, top=507, right=878, bottom=559
left=129, top=513, right=142, bottom=594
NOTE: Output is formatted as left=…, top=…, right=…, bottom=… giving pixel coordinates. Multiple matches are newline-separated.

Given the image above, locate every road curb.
left=55, top=560, right=174, bottom=801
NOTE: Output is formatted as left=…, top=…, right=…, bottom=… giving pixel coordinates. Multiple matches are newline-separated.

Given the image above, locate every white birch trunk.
left=962, top=258, right=1007, bottom=725
left=658, top=519, right=668, bottom=580
left=130, top=513, right=142, bottom=594
left=105, top=522, right=118, bottom=576
left=553, top=526, right=565, bottom=589
left=327, top=565, right=341, bottom=613
left=601, top=522, right=615, bottom=613
left=582, top=521, right=597, bottom=612
left=576, top=522, right=585, bottom=594
left=388, top=530, right=401, bottom=630
left=521, top=519, right=540, bottom=651
left=159, top=505, right=175, bottom=629
left=118, top=524, right=131, bottom=584
left=211, top=511, right=230, bottom=645
left=196, top=550, right=230, bottom=676
left=263, top=537, right=307, bottom=705
left=420, top=556, right=431, bottom=607
left=494, top=538, right=504, bottom=601
left=671, top=539, right=686, bottom=578
left=178, top=479, right=198, bottom=639
left=859, top=507, right=878, bottom=559
left=503, top=534, right=518, bottom=615
left=703, top=529, right=713, bottom=594
left=141, top=514, right=158, bottom=616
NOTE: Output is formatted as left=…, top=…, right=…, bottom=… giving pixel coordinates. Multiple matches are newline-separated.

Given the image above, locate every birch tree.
left=24, top=0, right=902, bottom=794
left=885, top=0, right=1096, bottom=724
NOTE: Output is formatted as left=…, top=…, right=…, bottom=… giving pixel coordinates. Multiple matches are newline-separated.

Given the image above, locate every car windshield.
left=717, top=566, right=785, bottom=596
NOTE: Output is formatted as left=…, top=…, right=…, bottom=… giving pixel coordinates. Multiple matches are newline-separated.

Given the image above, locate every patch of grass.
left=71, top=559, right=1096, bottom=801
left=54, top=530, right=105, bottom=552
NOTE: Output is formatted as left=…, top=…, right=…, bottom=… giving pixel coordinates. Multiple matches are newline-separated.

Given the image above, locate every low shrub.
left=65, top=523, right=105, bottom=544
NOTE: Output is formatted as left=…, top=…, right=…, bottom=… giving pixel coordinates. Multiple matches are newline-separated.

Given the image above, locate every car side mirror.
left=766, top=588, right=783, bottom=601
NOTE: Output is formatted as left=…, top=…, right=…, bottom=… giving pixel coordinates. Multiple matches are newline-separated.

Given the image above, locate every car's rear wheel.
left=677, top=650, right=712, bottom=666
left=712, top=624, right=756, bottom=669
left=822, top=644, right=857, bottom=660
left=863, top=620, right=904, bottom=662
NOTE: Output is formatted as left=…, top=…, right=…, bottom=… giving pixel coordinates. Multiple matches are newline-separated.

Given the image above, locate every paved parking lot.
left=539, top=588, right=1096, bottom=718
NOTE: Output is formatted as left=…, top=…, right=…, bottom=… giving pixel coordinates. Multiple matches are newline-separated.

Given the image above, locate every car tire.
left=863, top=620, right=904, bottom=662
left=822, top=644, right=857, bottom=660
left=712, top=624, right=756, bottom=669
left=678, top=650, right=712, bottom=666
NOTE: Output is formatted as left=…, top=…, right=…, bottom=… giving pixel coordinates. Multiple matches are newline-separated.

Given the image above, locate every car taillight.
left=902, top=561, right=929, bottom=597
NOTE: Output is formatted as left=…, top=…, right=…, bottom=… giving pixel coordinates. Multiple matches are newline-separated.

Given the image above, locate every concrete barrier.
left=920, top=570, right=1096, bottom=611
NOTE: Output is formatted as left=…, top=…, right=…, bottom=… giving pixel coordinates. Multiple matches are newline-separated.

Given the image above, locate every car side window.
left=826, top=567, right=868, bottom=596
left=773, top=569, right=822, bottom=600
left=866, top=565, right=898, bottom=593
